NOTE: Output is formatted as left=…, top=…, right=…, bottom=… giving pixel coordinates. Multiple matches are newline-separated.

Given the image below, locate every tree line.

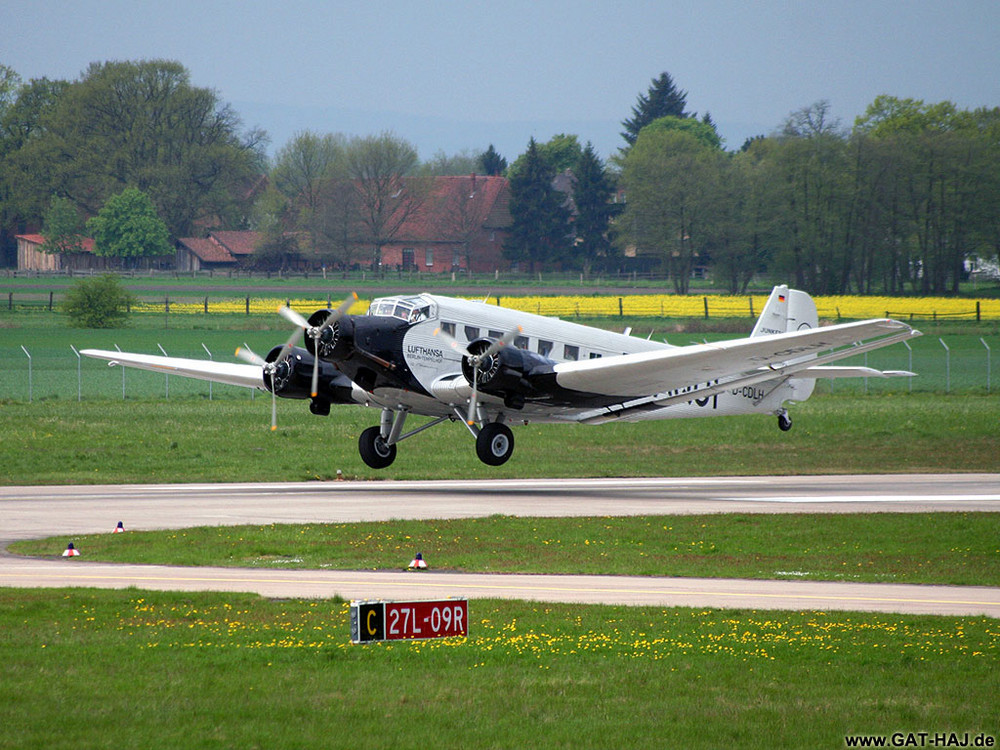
left=2, top=61, right=997, bottom=294
left=506, top=75, right=1000, bottom=295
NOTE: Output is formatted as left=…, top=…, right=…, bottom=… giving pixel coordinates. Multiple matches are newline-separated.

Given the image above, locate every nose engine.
left=306, top=309, right=356, bottom=361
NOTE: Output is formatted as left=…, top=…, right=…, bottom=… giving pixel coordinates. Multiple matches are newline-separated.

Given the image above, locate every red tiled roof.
left=17, top=234, right=97, bottom=253
left=176, top=231, right=263, bottom=264
left=211, top=231, right=258, bottom=256
left=394, top=175, right=510, bottom=242
left=177, top=236, right=235, bottom=263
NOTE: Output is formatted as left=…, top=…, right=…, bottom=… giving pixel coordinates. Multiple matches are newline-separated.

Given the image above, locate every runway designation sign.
left=350, top=599, right=468, bottom=644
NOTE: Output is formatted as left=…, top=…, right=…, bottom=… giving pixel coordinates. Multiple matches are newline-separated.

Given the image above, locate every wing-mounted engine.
left=262, top=345, right=356, bottom=404
left=461, top=337, right=555, bottom=409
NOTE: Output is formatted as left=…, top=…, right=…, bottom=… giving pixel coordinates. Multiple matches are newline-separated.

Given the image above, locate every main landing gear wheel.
left=476, top=423, right=514, bottom=466
left=777, top=410, right=793, bottom=432
left=359, top=425, right=397, bottom=469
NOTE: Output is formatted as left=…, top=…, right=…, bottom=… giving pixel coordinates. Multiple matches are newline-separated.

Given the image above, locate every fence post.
left=20, top=345, right=31, bottom=402
left=202, top=343, right=213, bottom=400
left=982, top=338, right=991, bottom=393
left=939, top=338, right=950, bottom=393
left=114, top=344, right=125, bottom=399
left=618, top=297, right=623, bottom=317
left=703, top=296, right=709, bottom=319
left=157, top=344, right=169, bottom=398
left=904, top=340, right=913, bottom=393
left=70, top=345, right=81, bottom=401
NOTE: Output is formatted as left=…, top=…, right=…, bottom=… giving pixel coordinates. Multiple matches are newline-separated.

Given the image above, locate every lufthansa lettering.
left=406, top=344, right=444, bottom=360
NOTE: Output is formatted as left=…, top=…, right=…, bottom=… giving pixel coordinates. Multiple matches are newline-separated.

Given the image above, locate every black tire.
left=778, top=413, right=793, bottom=432
left=475, top=423, right=514, bottom=466
left=358, top=425, right=397, bottom=469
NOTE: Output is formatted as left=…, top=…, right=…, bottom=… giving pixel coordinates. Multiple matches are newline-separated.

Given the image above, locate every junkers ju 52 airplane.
left=82, top=285, right=920, bottom=469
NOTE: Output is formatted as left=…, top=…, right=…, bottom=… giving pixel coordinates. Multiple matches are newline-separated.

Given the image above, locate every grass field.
left=1, top=589, right=997, bottom=749
left=3, top=296, right=999, bottom=748
left=1, top=393, right=998, bottom=484
left=12, top=512, right=1000, bottom=586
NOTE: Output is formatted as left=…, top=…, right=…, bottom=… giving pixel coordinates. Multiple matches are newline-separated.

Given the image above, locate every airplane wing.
left=80, top=349, right=263, bottom=389
left=551, top=318, right=920, bottom=398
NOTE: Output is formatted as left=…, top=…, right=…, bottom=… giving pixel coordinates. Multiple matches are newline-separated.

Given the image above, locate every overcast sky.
left=4, top=0, right=998, bottom=162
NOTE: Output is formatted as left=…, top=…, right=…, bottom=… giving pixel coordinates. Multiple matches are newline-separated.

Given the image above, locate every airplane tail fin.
left=751, top=285, right=818, bottom=337
left=751, top=285, right=818, bottom=402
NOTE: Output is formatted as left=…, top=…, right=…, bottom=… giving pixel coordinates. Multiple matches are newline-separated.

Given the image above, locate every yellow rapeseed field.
left=136, top=293, right=1000, bottom=320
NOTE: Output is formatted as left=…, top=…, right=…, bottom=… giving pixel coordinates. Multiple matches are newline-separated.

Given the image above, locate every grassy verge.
left=12, top=513, right=1000, bottom=586
left=2, top=393, right=998, bottom=485
left=1, top=589, right=996, bottom=750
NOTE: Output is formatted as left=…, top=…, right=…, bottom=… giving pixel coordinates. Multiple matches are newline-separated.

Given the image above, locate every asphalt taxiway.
left=2, top=475, right=999, bottom=616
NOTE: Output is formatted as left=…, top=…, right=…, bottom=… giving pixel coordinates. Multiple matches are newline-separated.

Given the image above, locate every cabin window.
left=564, top=345, right=579, bottom=361
left=368, top=295, right=437, bottom=323
left=488, top=330, right=503, bottom=339
left=537, top=340, right=553, bottom=357
left=514, top=335, right=529, bottom=350
left=589, top=352, right=602, bottom=359
left=464, top=326, right=480, bottom=341
left=441, top=321, right=456, bottom=337
left=410, top=306, right=431, bottom=323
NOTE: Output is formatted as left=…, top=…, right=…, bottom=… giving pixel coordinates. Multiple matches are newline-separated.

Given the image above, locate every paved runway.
left=2, top=475, right=999, bottom=616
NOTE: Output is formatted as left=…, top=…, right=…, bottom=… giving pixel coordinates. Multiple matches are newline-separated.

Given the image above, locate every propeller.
left=278, top=292, right=357, bottom=399
left=435, top=326, right=521, bottom=425
left=235, top=333, right=298, bottom=432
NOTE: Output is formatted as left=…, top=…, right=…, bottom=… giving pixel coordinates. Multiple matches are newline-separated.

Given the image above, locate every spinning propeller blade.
left=235, top=343, right=280, bottom=431
left=277, top=304, right=310, bottom=329
left=309, top=292, right=358, bottom=398
left=235, top=344, right=265, bottom=366
left=433, top=326, right=472, bottom=358
left=280, top=294, right=358, bottom=398
left=435, top=326, right=522, bottom=425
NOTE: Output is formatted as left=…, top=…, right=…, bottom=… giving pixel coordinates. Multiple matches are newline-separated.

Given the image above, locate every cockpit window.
left=368, top=296, right=436, bottom=323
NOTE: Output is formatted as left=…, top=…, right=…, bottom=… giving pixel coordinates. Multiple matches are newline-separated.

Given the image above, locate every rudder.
left=751, top=285, right=818, bottom=337
left=751, top=285, right=818, bottom=402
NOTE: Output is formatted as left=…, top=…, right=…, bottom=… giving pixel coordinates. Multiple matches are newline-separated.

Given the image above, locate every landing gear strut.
left=356, top=407, right=517, bottom=469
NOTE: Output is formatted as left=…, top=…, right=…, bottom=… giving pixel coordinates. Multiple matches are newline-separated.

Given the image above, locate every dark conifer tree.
left=478, top=144, right=507, bottom=175
left=571, top=142, right=617, bottom=271
left=502, top=138, right=572, bottom=272
left=621, top=71, right=691, bottom=146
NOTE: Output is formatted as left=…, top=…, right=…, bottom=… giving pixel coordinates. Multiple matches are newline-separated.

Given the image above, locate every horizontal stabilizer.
left=795, top=366, right=917, bottom=379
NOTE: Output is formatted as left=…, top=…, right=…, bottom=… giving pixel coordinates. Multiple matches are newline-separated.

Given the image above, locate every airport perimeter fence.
left=1, top=334, right=994, bottom=403
left=5, top=290, right=1000, bottom=321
